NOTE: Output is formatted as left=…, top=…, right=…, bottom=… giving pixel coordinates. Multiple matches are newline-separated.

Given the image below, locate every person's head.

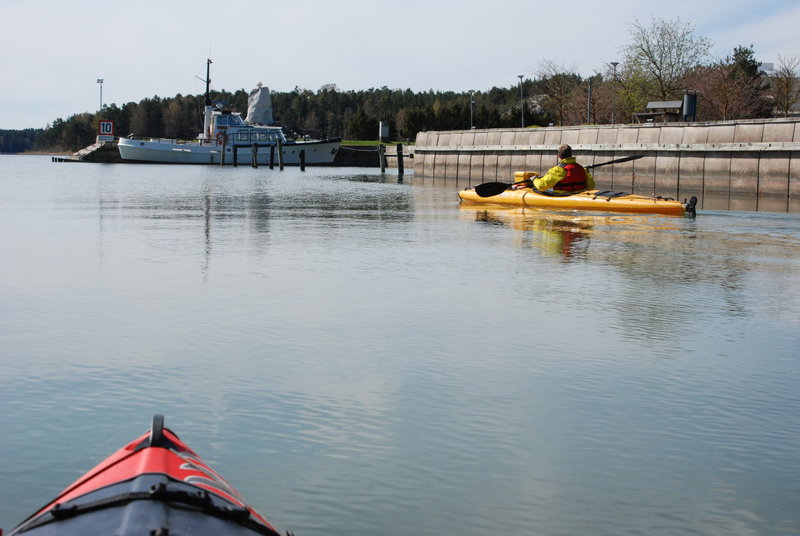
left=558, top=144, right=573, bottom=159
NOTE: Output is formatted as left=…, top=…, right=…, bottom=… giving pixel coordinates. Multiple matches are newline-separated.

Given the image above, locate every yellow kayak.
left=459, top=186, right=697, bottom=216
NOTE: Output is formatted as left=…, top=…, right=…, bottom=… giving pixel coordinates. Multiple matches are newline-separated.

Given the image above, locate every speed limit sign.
left=98, top=120, right=114, bottom=135
left=97, top=120, right=115, bottom=141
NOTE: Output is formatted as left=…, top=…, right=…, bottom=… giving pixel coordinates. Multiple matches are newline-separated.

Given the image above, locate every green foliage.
left=0, top=128, right=40, bottom=153
left=621, top=15, right=711, bottom=101
left=35, top=113, right=96, bottom=152
left=345, top=109, right=376, bottom=140
left=731, top=45, right=761, bottom=80
left=616, top=69, right=654, bottom=122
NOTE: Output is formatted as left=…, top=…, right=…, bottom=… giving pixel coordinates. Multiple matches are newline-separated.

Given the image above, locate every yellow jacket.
left=533, top=157, right=595, bottom=193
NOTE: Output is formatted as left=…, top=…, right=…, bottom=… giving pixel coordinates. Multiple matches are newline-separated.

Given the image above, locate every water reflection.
left=695, top=190, right=795, bottom=213
left=87, top=172, right=414, bottom=282
left=458, top=201, right=800, bottom=351
left=459, top=205, right=693, bottom=263
left=463, top=206, right=593, bottom=262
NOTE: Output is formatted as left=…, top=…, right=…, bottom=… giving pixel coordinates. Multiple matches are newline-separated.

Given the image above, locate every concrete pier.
left=413, top=118, right=800, bottom=212
left=52, top=141, right=123, bottom=163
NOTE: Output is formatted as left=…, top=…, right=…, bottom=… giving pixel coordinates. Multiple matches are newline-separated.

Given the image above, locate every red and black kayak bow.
left=6, top=415, right=288, bottom=536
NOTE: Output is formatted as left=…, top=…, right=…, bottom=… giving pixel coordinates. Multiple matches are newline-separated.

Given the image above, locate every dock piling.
left=397, top=143, right=404, bottom=176
left=378, top=144, right=386, bottom=173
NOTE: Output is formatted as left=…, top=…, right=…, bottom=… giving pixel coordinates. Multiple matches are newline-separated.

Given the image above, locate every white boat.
left=118, top=61, right=340, bottom=165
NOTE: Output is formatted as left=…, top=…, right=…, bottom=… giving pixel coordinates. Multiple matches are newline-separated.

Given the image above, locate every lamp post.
left=610, top=62, right=618, bottom=124
left=587, top=78, right=593, bottom=123
left=469, top=90, right=475, bottom=129
left=517, top=74, right=524, bottom=127
left=97, top=78, right=104, bottom=110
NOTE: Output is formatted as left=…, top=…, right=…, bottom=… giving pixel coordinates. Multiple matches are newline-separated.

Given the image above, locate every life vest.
left=556, top=162, right=588, bottom=192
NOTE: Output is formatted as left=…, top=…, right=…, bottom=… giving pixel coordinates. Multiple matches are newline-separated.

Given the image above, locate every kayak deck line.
left=6, top=415, right=289, bottom=536
left=28, top=478, right=270, bottom=534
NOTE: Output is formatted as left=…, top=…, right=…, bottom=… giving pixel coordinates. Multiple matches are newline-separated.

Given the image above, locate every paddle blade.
left=474, top=181, right=512, bottom=197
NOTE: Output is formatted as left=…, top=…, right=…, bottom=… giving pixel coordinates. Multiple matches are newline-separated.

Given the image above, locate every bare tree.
left=538, top=60, right=583, bottom=125
left=686, top=58, right=769, bottom=121
left=621, top=15, right=711, bottom=101
left=587, top=75, right=615, bottom=124
left=770, top=54, right=800, bottom=117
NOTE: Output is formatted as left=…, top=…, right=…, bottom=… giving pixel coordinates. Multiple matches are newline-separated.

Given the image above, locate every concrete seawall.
left=413, top=118, right=800, bottom=212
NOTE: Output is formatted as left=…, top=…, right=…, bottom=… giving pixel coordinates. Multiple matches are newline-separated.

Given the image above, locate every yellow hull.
left=459, top=187, right=695, bottom=216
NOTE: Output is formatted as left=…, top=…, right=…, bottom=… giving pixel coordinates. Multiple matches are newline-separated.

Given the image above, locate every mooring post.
left=378, top=144, right=386, bottom=173
left=233, top=146, right=238, bottom=167
left=220, top=134, right=226, bottom=166
left=397, top=143, right=404, bottom=176
left=251, top=143, right=258, bottom=168
left=277, top=138, right=284, bottom=170
left=300, top=149, right=306, bottom=171
left=269, top=145, right=275, bottom=169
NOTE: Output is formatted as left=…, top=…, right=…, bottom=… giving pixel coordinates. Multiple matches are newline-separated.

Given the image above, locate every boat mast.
left=199, top=58, right=214, bottom=141
left=204, top=58, right=212, bottom=106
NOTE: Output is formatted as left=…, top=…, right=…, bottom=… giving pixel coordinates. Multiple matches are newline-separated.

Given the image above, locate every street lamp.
left=587, top=78, right=593, bottom=123
left=610, top=62, right=619, bottom=124
left=97, top=78, right=104, bottom=110
left=517, top=75, right=524, bottom=127
left=469, top=90, right=475, bottom=129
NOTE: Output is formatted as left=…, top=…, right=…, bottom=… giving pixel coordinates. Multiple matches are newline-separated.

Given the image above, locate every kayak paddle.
left=473, top=154, right=645, bottom=197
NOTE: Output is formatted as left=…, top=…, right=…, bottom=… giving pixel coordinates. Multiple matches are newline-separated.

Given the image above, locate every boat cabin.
left=203, top=107, right=286, bottom=145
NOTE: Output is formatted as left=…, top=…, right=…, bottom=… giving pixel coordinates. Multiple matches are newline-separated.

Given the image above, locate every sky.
left=2, top=0, right=798, bottom=130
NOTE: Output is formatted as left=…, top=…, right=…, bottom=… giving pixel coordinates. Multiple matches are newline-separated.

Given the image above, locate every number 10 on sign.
left=98, top=120, right=114, bottom=136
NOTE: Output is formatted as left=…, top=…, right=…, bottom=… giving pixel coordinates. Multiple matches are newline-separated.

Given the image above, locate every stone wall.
left=413, top=118, right=800, bottom=211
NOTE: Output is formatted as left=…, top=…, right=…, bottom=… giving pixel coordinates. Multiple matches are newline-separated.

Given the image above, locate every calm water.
left=1, top=155, right=798, bottom=535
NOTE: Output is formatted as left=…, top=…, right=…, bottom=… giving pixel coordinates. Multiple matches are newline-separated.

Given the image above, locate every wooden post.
left=300, top=149, right=306, bottom=171
left=251, top=143, right=258, bottom=168
left=378, top=144, right=386, bottom=173
left=269, top=145, right=275, bottom=169
left=397, top=143, right=404, bottom=176
left=277, top=138, right=284, bottom=170
left=233, top=146, right=238, bottom=167
left=220, top=132, right=227, bottom=166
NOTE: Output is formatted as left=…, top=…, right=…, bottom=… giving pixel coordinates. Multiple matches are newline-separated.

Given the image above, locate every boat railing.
left=140, top=137, right=199, bottom=145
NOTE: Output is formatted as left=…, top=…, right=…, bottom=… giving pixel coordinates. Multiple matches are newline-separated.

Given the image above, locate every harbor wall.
left=413, top=118, right=800, bottom=212
left=334, top=144, right=413, bottom=168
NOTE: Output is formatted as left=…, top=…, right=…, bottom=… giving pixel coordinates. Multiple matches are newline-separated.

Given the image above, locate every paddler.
left=514, top=144, right=595, bottom=194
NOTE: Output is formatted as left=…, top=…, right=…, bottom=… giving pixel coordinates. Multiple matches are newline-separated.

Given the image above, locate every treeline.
left=9, top=84, right=551, bottom=153
left=3, top=16, right=799, bottom=154
left=0, top=129, right=41, bottom=153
